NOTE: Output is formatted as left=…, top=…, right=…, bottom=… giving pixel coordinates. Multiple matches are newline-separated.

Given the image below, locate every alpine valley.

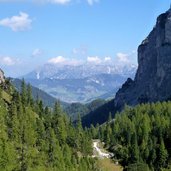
left=1, top=2, right=171, bottom=171
left=23, top=62, right=136, bottom=103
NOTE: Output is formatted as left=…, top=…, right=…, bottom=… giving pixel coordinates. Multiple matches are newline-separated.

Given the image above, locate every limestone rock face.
left=0, top=69, right=5, bottom=84
left=114, top=8, right=171, bottom=109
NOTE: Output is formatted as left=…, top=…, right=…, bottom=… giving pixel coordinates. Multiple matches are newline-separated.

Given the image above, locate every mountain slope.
left=82, top=99, right=116, bottom=127
left=12, top=79, right=109, bottom=120
left=0, top=69, right=98, bottom=171
left=114, top=8, right=171, bottom=108
left=82, top=8, right=171, bottom=127
left=96, top=102, right=171, bottom=170
left=11, top=78, right=68, bottom=108
left=64, top=98, right=106, bottom=120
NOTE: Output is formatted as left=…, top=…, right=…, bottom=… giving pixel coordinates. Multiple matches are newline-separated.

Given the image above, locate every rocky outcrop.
left=0, top=69, right=5, bottom=84
left=82, top=8, right=171, bottom=127
left=114, top=8, right=171, bottom=109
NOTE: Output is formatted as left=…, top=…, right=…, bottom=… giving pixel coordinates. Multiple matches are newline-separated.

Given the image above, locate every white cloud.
left=87, top=0, right=99, bottom=5
left=32, top=48, right=43, bottom=57
left=87, top=56, right=101, bottom=64
left=116, top=53, right=130, bottom=63
left=67, top=59, right=83, bottom=65
left=48, top=0, right=71, bottom=4
left=47, top=53, right=135, bottom=67
left=48, top=56, right=66, bottom=64
left=115, top=51, right=137, bottom=66
left=48, top=56, right=83, bottom=65
left=0, top=12, right=32, bottom=31
left=0, top=0, right=99, bottom=5
left=104, top=57, right=111, bottom=62
left=0, top=56, right=18, bottom=66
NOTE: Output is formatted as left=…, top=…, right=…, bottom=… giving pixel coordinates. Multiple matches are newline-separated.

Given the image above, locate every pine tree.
left=9, top=103, right=19, bottom=141
left=157, top=139, right=168, bottom=169
left=0, top=98, right=17, bottom=171
left=0, top=80, right=99, bottom=171
left=130, top=132, right=139, bottom=163
left=75, top=114, right=83, bottom=150
left=21, top=79, right=27, bottom=106
left=27, top=84, right=33, bottom=106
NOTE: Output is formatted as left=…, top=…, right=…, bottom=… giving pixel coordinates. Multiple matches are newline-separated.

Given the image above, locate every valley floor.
left=93, top=140, right=123, bottom=171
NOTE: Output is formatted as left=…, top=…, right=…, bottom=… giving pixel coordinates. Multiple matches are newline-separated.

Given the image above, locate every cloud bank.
left=47, top=50, right=137, bottom=66
left=87, top=56, right=101, bottom=64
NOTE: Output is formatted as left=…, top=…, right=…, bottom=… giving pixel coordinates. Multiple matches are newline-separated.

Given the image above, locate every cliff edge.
left=114, top=8, right=171, bottom=109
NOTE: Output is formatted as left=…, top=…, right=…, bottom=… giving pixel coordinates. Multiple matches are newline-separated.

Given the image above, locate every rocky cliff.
left=0, top=69, right=5, bottom=84
left=114, top=8, right=171, bottom=109
left=82, top=8, right=171, bottom=127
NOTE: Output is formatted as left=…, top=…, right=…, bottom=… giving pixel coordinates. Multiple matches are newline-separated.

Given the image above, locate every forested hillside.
left=0, top=80, right=99, bottom=171
left=12, top=78, right=106, bottom=121
left=64, top=99, right=106, bottom=120
left=91, top=103, right=171, bottom=171
left=82, top=99, right=116, bottom=127
left=11, top=78, right=68, bottom=108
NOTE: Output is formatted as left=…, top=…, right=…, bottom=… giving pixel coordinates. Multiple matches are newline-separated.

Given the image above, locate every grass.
left=98, top=158, right=123, bottom=171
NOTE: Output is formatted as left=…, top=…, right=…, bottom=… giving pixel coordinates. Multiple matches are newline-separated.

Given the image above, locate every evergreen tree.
left=157, top=139, right=168, bottom=169
left=27, top=84, right=33, bottom=106
left=0, top=79, right=99, bottom=171
left=21, top=79, right=27, bottom=106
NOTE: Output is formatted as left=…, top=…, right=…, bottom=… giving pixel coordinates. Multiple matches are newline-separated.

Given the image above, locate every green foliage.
left=11, top=78, right=68, bottom=108
left=96, top=102, right=171, bottom=170
left=127, top=163, right=150, bottom=171
left=1, top=90, right=11, bottom=103
left=64, top=99, right=106, bottom=120
left=0, top=79, right=98, bottom=171
left=82, top=99, right=116, bottom=127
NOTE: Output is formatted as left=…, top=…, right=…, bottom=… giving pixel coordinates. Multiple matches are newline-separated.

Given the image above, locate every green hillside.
left=11, top=78, right=68, bottom=108
left=0, top=79, right=99, bottom=171
left=90, top=103, right=171, bottom=171
left=64, top=99, right=106, bottom=120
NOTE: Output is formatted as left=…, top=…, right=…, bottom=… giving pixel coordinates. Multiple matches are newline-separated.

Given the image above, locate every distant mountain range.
left=23, top=63, right=137, bottom=103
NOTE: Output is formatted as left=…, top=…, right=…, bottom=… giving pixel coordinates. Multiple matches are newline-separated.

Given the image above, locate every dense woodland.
left=82, top=99, right=116, bottom=127
left=1, top=78, right=171, bottom=171
left=64, top=99, right=106, bottom=120
left=11, top=78, right=68, bottom=108
left=90, top=103, right=171, bottom=171
left=0, top=80, right=99, bottom=171
left=12, top=78, right=106, bottom=121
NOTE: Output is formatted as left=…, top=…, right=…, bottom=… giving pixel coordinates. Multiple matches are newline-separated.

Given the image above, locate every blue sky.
left=0, top=0, right=171, bottom=77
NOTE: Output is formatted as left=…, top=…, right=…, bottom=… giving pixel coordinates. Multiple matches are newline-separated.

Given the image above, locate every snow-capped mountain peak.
left=23, top=62, right=137, bottom=103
